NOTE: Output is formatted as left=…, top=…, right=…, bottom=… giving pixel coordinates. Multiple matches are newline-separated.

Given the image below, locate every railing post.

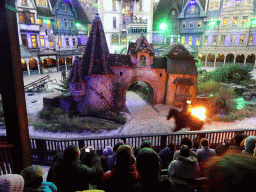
left=78, top=140, right=84, bottom=149
left=160, top=135, right=167, bottom=150
left=36, top=140, right=48, bottom=163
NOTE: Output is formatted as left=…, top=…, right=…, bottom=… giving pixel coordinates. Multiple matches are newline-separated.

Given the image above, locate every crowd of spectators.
left=1, top=134, right=256, bottom=192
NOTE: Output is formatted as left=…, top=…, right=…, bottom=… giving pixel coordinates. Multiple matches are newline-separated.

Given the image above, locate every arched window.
left=120, top=34, right=127, bottom=44
left=140, top=55, right=146, bottom=66
left=111, top=33, right=119, bottom=44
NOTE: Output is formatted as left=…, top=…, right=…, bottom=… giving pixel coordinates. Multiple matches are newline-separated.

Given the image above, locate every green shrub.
left=39, top=107, right=64, bottom=120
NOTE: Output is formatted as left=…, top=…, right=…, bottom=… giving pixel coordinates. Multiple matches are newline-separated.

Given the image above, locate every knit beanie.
left=0, top=174, right=24, bottom=192
left=20, top=165, right=43, bottom=185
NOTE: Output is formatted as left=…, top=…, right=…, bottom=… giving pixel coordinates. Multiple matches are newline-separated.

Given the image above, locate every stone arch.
left=216, top=53, right=224, bottom=67
left=111, top=33, right=119, bottom=44
left=116, top=77, right=158, bottom=111
left=29, top=59, right=38, bottom=70
left=59, top=57, right=65, bottom=65
left=42, top=58, right=56, bottom=68
left=207, top=53, right=215, bottom=66
left=246, top=54, right=255, bottom=68
left=226, top=54, right=234, bottom=64
left=66, top=56, right=72, bottom=65
left=198, top=53, right=205, bottom=62
left=235, top=54, right=245, bottom=65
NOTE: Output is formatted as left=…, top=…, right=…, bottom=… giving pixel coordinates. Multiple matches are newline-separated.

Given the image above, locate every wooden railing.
left=0, top=142, right=14, bottom=175
left=28, top=128, right=256, bottom=165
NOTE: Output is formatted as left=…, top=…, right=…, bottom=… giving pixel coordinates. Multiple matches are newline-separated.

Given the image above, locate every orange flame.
left=190, top=107, right=206, bottom=121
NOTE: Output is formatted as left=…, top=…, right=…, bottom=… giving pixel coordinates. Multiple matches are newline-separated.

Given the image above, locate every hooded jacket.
left=168, top=155, right=199, bottom=179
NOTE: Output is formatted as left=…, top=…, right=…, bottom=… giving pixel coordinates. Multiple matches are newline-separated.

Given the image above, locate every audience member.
left=204, top=152, right=256, bottom=192
left=192, top=139, right=200, bottom=152
left=0, top=174, right=24, bottom=192
left=132, top=148, right=187, bottom=192
left=107, top=142, right=123, bottom=170
left=98, top=145, right=140, bottom=192
left=21, top=165, right=57, bottom=192
left=158, top=143, right=176, bottom=169
left=173, top=137, right=196, bottom=160
left=196, top=138, right=216, bottom=164
left=47, top=152, right=63, bottom=182
left=100, top=146, right=113, bottom=172
left=215, top=138, right=231, bottom=156
left=140, top=140, right=152, bottom=149
left=228, top=134, right=247, bottom=153
left=50, top=145, right=102, bottom=192
left=242, top=136, right=256, bottom=156
left=168, top=145, right=199, bottom=180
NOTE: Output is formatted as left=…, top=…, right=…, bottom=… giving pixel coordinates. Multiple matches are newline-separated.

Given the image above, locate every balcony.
left=19, top=23, right=40, bottom=32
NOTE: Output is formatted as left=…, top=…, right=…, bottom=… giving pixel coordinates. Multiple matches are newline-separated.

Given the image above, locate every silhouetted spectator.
left=140, top=140, right=151, bottom=149
left=107, top=142, right=123, bottom=170
left=158, top=143, right=176, bottom=169
left=204, top=153, right=256, bottom=192
left=21, top=165, right=57, bottom=192
left=100, top=146, right=113, bottom=172
left=0, top=174, right=24, bottom=192
left=168, top=145, right=199, bottom=180
left=51, top=145, right=102, bottom=192
left=173, top=137, right=196, bottom=160
left=98, top=145, right=140, bottom=192
left=196, top=138, right=216, bottom=164
left=228, top=134, right=248, bottom=153
left=242, top=136, right=256, bottom=156
left=132, top=148, right=186, bottom=192
left=192, top=139, right=200, bottom=152
left=47, top=152, right=63, bottom=182
left=215, top=138, right=231, bottom=156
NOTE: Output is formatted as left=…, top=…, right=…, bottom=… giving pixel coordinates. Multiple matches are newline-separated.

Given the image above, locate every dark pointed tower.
left=81, top=13, right=114, bottom=75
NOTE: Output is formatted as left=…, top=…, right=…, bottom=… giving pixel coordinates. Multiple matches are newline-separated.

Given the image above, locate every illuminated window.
left=66, top=37, right=69, bottom=46
left=223, top=17, right=228, bottom=27
left=21, top=34, right=27, bottom=47
left=189, top=21, right=194, bottom=28
left=242, top=16, right=248, bottom=27
left=47, top=20, right=51, bottom=28
left=58, top=38, right=62, bottom=46
left=112, top=0, right=116, bottom=11
left=71, top=20, right=74, bottom=29
left=189, top=36, right=192, bottom=45
left=231, top=35, right=235, bottom=43
left=30, top=13, right=35, bottom=24
left=204, top=36, right=208, bottom=45
left=181, top=36, right=185, bottom=44
left=213, top=35, right=217, bottom=45
left=239, top=34, right=245, bottom=44
left=64, top=19, right=68, bottom=29
left=111, top=33, right=119, bottom=44
left=120, top=34, right=127, bottom=44
left=18, top=12, right=24, bottom=23
left=182, top=21, right=185, bottom=29
left=249, top=35, right=254, bottom=45
left=221, top=35, right=226, bottom=45
left=233, top=17, right=238, bottom=27
left=209, top=0, right=220, bottom=11
left=40, top=35, right=45, bottom=47
left=37, top=0, right=46, bottom=5
left=198, top=20, right=202, bottom=28
left=22, top=0, right=27, bottom=5
left=49, top=41, right=53, bottom=47
left=196, top=37, right=200, bottom=45
left=113, top=17, right=116, bottom=29
left=31, top=35, right=37, bottom=48
left=57, top=18, right=60, bottom=29
left=38, top=19, right=42, bottom=24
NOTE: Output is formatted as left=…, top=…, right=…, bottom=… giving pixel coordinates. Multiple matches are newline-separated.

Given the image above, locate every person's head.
left=136, top=148, right=160, bottom=179
left=115, top=145, right=133, bottom=169
left=53, top=152, right=64, bottom=163
left=243, top=136, right=256, bottom=155
left=200, top=138, right=209, bottom=147
left=181, top=137, right=193, bottom=149
left=140, top=140, right=151, bottom=149
left=103, top=146, right=113, bottom=156
left=0, top=174, right=24, bottom=192
left=193, top=139, right=200, bottom=149
left=205, top=153, right=256, bottom=192
left=168, top=143, right=176, bottom=150
left=224, top=138, right=231, bottom=146
left=64, top=145, right=80, bottom=161
left=20, top=165, right=43, bottom=189
left=180, top=145, right=190, bottom=157
left=113, top=142, right=124, bottom=153
left=232, top=134, right=248, bottom=147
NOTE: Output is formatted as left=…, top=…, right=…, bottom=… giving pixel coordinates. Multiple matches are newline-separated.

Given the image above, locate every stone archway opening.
left=21, top=59, right=27, bottom=71
left=29, top=59, right=38, bottom=70
left=236, top=54, right=245, bottom=65
left=246, top=54, right=255, bottom=68
left=226, top=54, right=234, bottom=64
